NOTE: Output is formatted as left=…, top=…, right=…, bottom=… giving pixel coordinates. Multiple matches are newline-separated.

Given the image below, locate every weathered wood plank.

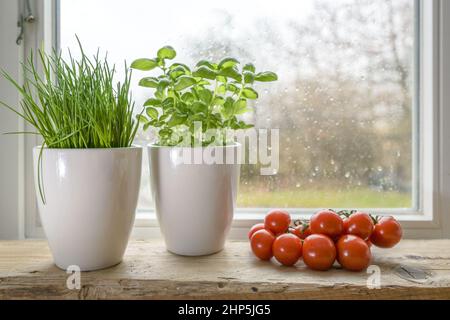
left=0, top=240, right=449, bottom=299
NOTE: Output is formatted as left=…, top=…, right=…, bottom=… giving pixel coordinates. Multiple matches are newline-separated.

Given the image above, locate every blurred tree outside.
left=183, top=0, right=415, bottom=208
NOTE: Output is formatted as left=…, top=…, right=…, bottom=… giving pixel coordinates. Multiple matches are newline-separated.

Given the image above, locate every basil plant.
left=131, top=46, right=277, bottom=146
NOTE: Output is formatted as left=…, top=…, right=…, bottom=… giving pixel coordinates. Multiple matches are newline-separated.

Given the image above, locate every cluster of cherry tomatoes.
left=249, top=209, right=403, bottom=272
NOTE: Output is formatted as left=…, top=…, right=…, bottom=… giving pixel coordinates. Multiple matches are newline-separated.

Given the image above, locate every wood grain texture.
left=0, top=240, right=449, bottom=300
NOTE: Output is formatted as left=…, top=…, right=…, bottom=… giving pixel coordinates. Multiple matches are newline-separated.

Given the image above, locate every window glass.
left=60, top=0, right=416, bottom=210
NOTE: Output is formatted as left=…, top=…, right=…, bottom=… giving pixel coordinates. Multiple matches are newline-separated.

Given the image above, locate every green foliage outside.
left=237, top=187, right=411, bottom=209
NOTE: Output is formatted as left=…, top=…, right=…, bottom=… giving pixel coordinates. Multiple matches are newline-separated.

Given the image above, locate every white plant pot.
left=33, top=146, right=142, bottom=271
left=148, top=144, right=241, bottom=256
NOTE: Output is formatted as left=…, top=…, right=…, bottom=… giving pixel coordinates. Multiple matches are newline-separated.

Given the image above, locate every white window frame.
left=0, top=0, right=25, bottom=240
left=1, top=0, right=449, bottom=239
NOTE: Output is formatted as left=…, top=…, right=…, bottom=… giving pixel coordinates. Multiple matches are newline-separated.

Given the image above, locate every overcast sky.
left=61, top=0, right=313, bottom=62
left=60, top=0, right=316, bottom=108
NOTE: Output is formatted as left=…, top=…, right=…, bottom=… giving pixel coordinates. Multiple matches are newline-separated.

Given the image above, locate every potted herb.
left=132, top=46, right=277, bottom=255
left=0, top=42, right=141, bottom=271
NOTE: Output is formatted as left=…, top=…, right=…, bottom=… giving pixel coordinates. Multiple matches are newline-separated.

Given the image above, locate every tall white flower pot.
left=33, top=146, right=142, bottom=271
left=148, top=144, right=241, bottom=256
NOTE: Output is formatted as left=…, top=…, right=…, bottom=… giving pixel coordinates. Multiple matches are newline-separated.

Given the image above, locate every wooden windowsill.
left=0, top=239, right=449, bottom=299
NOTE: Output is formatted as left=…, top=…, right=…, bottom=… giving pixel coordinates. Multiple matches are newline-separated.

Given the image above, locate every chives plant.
left=0, top=39, right=140, bottom=202
left=1, top=41, right=139, bottom=148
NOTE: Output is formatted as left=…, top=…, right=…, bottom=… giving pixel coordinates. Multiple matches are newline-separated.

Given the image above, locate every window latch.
left=16, top=0, right=35, bottom=45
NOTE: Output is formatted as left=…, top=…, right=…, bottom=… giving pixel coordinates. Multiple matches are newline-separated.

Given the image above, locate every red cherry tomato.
left=310, top=210, right=344, bottom=238
left=272, top=234, right=303, bottom=266
left=248, top=223, right=265, bottom=240
left=264, top=210, right=291, bottom=235
left=336, top=235, right=372, bottom=271
left=344, top=211, right=374, bottom=240
left=302, top=234, right=336, bottom=271
left=250, top=229, right=275, bottom=260
left=370, top=216, right=403, bottom=248
left=343, top=218, right=349, bottom=231
left=290, top=224, right=311, bottom=240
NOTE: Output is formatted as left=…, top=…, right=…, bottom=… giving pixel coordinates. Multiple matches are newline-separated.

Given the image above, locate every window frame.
left=4, top=0, right=449, bottom=239
left=0, top=0, right=25, bottom=240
